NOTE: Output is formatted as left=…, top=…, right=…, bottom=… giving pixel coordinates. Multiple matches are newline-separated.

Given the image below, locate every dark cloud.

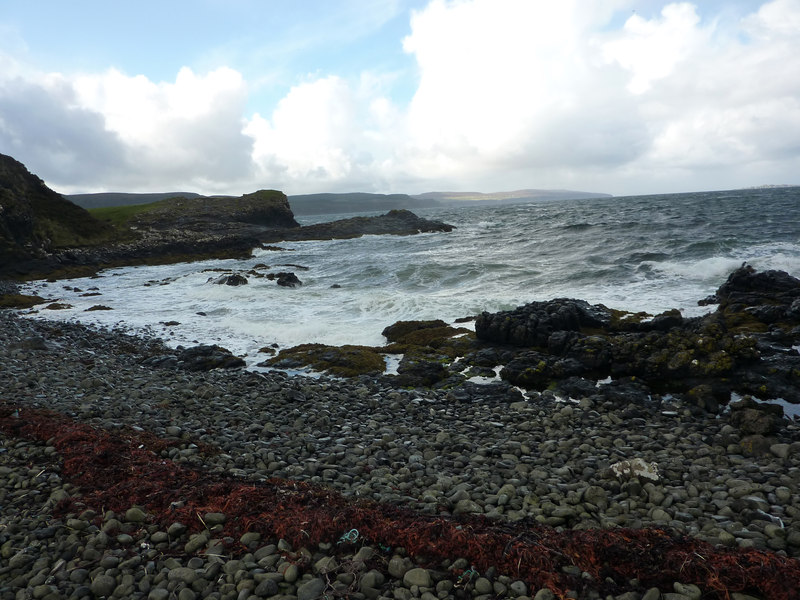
left=0, top=77, right=127, bottom=190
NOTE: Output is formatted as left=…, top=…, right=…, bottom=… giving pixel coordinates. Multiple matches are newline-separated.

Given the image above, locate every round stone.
left=90, top=574, right=117, bottom=597
left=403, top=568, right=432, bottom=588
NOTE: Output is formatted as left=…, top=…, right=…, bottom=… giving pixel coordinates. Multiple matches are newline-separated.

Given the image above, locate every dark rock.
left=646, top=309, right=683, bottom=331
left=446, top=381, right=524, bottom=403
left=266, top=209, right=454, bottom=242
left=475, top=298, right=611, bottom=347
left=500, top=351, right=587, bottom=389
left=275, top=272, right=302, bottom=287
left=395, top=355, right=449, bottom=387
left=716, top=265, right=800, bottom=309
left=213, top=274, right=248, bottom=286
left=382, top=320, right=450, bottom=343
left=176, top=345, right=246, bottom=371
left=687, top=384, right=719, bottom=413
left=739, top=434, right=773, bottom=457
left=591, top=377, right=653, bottom=406
left=729, top=397, right=783, bottom=435
left=140, top=355, right=179, bottom=369
left=555, top=376, right=598, bottom=399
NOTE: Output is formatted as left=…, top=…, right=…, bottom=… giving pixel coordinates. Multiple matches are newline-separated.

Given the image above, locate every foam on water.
left=19, top=187, right=800, bottom=365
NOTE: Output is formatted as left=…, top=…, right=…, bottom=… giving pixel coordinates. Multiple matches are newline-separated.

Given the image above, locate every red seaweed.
left=2, top=401, right=798, bottom=599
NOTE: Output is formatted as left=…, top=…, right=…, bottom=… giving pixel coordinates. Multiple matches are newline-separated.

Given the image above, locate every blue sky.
left=1, top=0, right=799, bottom=196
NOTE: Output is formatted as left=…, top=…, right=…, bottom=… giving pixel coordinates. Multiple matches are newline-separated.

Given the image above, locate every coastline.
left=2, top=309, right=800, bottom=599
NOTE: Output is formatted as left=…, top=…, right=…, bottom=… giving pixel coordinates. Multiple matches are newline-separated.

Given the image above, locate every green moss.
left=720, top=310, right=769, bottom=334
left=0, top=294, right=46, bottom=308
left=266, top=343, right=385, bottom=377
left=382, top=320, right=450, bottom=343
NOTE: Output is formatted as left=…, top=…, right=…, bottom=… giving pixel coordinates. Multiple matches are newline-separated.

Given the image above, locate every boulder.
left=728, top=397, right=783, bottom=435
left=212, top=273, right=248, bottom=286
left=475, top=298, right=611, bottom=347
left=176, top=345, right=245, bottom=371
left=715, top=265, right=800, bottom=309
left=275, top=272, right=302, bottom=287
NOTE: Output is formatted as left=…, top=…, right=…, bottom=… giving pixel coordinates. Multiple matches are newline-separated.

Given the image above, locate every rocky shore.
left=2, top=303, right=800, bottom=599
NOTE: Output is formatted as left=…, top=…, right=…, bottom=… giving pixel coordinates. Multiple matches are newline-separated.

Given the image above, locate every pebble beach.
left=2, top=308, right=800, bottom=600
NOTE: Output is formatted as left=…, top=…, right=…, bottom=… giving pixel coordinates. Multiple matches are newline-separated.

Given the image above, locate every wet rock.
left=176, top=344, right=246, bottom=371
left=476, top=298, right=611, bottom=347
left=729, top=397, right=783, bottom=435
left=275, top=272, right=302, bottom=287
left=212, top=274, right=248, bottom=286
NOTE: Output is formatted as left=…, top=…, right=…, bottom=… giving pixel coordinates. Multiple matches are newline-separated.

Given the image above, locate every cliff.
left=0, top=154, right=113, bottom=268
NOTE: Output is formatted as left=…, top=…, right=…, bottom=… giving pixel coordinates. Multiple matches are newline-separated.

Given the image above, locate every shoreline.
left=2, top=309, right=800, bottom=599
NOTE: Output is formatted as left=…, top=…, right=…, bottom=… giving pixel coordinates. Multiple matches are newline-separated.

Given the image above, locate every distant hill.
left=288, top=192, right=435, bottom=215
left=65, top=187, right=613, bottom=216
left=0, top=154, right=114, bottom=270
left=67, top=191, right=205, bottom=209
left=413, top=189, right=612, bottom=206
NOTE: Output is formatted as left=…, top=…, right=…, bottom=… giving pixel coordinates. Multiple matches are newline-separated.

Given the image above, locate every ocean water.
left=19, top=187, right=800, bottom=366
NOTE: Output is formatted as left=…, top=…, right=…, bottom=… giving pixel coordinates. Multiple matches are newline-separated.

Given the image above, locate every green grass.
left=88, top=203, right=161, bottom=228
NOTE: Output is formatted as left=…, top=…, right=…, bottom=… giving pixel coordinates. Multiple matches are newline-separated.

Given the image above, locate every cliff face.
left=0, top=154, right=112, bottom=265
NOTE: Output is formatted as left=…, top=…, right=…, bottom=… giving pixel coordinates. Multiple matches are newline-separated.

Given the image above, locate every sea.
left=18, top=187, right=800, bottom=368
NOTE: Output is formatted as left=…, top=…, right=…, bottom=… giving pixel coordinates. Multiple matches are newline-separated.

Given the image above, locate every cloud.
left=244, top=74, right=405, bottom=192
left=1, top=63, right=256, bottom=193
left=71, top=66, right=254, bottom=191
left=1, top=1, right=799, bottom=195
left=397, top=0, right=647, bottom=182
left=391, top=0, right=800, bottom=192
left=0, top=74, right=127, bottom=185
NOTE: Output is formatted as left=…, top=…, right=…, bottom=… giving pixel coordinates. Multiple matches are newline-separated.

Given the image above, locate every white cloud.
left=243, top=74, right=406, bottom=192
left=1, top=1, right=799, bottom=195
left=602, top=3, right=710, bottom=94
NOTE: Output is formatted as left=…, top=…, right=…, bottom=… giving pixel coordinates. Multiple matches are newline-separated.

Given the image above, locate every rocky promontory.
left=0, top=155, right=454, bottom=281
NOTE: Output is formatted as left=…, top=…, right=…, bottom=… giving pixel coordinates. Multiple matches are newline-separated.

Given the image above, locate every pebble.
left=1, top=310, right=796, bottom=600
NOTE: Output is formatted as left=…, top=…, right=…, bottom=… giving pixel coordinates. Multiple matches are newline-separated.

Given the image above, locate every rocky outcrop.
left=471, top=266, right=800, bottom=410
left=141, top=344, right=246, bottom=371
left=265, top=209, right=454, bottom=242
left=131, top=190, right=300, bottom=232
left=0, top=154, right=113, bottom=273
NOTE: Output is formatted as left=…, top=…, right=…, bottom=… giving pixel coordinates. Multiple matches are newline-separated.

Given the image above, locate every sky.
left=1, top=0, right=799, bottom=197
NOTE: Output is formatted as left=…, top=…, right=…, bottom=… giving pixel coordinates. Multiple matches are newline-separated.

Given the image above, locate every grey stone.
left=533, top=589, right=555, bottom=600
left=641, top=589, right=662, bottom=600
left=168, top=567, right=198, bottom=584
left=297, top=577, right=327, bottom=600
left=673, top=582, right=702, bottom=599
left=125, top=506, right=147, bottom=522
left=474, top=577, right=493, bottom=594
left=254, top=578, right=279, bottom=596
left=388, top=556, right=410, bottom=579
left=90, top=574, right=117, bottom=597
left=184, top=532, right=209, bottom=553
left=360, top=569, right=386, bottom=590
left=403, top=568, right=432, bottom=588
left=148, top=589, right=170, bottom=600
left=178, top=588, right=197, bottom=600
left=509, top=580, right=528, bottom=596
